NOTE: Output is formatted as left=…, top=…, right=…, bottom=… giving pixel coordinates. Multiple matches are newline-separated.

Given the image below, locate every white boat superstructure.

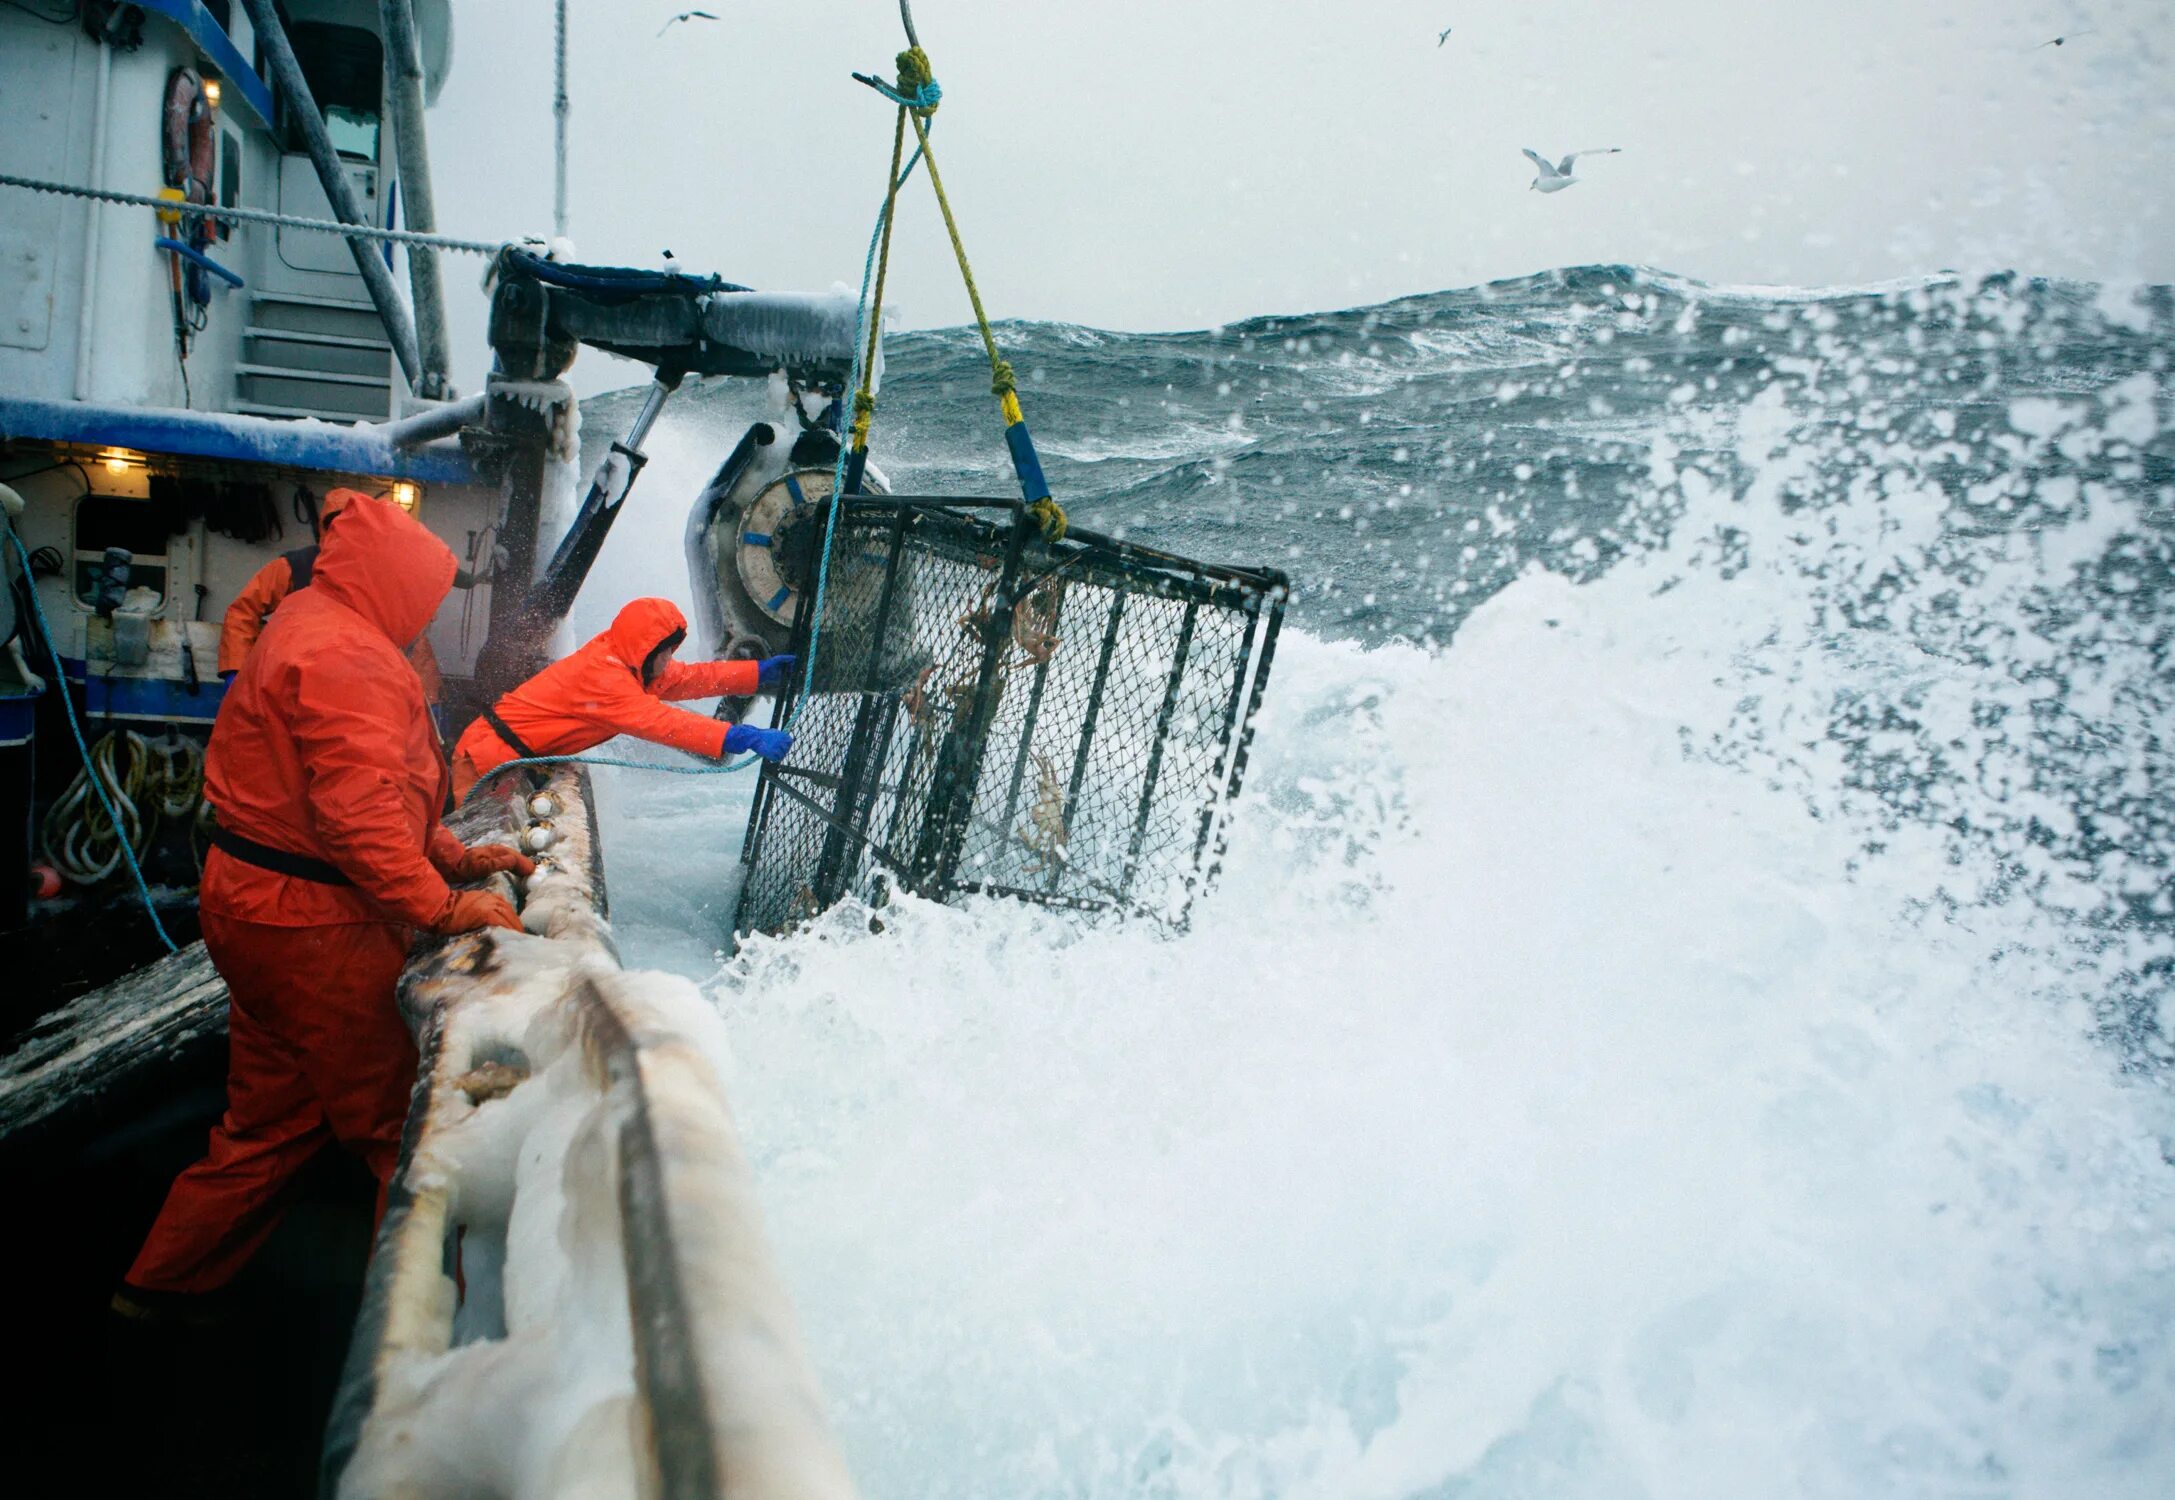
left=2, top=0, right=453, bottom=420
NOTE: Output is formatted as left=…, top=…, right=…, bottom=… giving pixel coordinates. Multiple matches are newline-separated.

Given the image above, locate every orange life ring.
left=161, top=68, right=214, bottom=212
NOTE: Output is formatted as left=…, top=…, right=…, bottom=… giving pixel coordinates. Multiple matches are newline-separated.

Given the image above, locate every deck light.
left=99, top=447, right=140, bottom=476
left=389, top=481, right=421, bottom=513
left=202, top=79, right=222, bottom=109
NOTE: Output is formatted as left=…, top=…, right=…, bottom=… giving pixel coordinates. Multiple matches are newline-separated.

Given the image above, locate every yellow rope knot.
left=989, top=358, right=1017, bottom=398
left=1027, top=498, right=1068, bottom=541
left=896, top=47, right=938, bottom=116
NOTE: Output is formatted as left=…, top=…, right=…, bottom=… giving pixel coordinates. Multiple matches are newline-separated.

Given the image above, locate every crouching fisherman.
left=449, top=596, right=795, bottom=801
left=113, top=495, right=533, bottom=1319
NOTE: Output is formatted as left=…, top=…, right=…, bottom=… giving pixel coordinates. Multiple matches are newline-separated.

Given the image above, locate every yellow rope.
left=903, top=120, right=1013, bottom=399
left=851, top=104, right=912, bottom=454
left=864, top=46, right=1067, bottom=541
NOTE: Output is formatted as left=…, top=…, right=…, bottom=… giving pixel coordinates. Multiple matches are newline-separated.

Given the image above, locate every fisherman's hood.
left=319, top=486, right=368, bottom=528
left=605, top=597, right=689, bottom=674
left=312, top=492, right=456, bottom=647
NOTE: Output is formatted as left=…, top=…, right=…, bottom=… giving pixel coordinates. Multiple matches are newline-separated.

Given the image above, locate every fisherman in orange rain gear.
left=217, top=485, right=482, bottom=711
left=449, top=596, right=796, bottom=801
left=114, top=494, right=533, bottom=1317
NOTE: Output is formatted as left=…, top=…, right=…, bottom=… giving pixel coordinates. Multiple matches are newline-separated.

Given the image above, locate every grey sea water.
left=575, top=265, right=2175, bottom=1498
left=586, top=263, right=2175, bottom=1054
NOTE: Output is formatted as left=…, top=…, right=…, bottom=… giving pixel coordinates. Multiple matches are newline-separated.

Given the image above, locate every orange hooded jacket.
left=450, top=597, right=758, bottom=794
left=201, top=494, right=476, bottom=930
left=217, top=487, right=445, bottom=702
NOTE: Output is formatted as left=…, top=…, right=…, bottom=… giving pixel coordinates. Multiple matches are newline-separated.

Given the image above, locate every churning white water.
left=574, top=309, right=2174, bottom=1498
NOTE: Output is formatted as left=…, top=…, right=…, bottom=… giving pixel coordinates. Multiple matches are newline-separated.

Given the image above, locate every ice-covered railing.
left=324, top=768, right=855, bottom=1500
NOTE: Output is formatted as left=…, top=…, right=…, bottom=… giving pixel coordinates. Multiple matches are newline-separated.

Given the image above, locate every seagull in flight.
left=658, top=9, right=719, bottom=35
left=1438, top=25, right=1453, bottom=46
left=2036, top=29, right=2095, bottom=47
left=1523, top=147, right=1621, bottom=193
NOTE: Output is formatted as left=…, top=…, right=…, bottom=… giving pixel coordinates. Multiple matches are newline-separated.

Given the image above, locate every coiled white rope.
left=38, top=727, right=206, bottom=887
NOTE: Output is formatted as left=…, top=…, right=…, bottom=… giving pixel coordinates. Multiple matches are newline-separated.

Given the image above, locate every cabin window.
left=202, top=0, right=233, bottom=31
left=281, top=23, right=383, bottom=164
left=71, top=495, right=172, bottom=612
left=217, top=128, right=241, bottom=241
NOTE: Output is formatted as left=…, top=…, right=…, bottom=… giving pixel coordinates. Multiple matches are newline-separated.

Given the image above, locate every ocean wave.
left=578, top=263, right=2175, bottom=1496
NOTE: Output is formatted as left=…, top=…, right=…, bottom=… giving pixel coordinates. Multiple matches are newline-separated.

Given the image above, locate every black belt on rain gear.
left=479, top=701, right=543, bottom=762
left=208, top=824, right=354, bottom=886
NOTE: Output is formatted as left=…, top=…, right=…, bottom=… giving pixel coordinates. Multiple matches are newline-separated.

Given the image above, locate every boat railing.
left=322, top=766, right=856, bottom=1500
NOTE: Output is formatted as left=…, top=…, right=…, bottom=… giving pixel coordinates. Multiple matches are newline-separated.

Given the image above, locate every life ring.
left=162, top=68, right=214, bottom=213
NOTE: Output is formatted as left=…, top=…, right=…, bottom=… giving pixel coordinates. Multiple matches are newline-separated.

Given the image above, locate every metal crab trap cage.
left=732, top=497, right=1288, bottom=937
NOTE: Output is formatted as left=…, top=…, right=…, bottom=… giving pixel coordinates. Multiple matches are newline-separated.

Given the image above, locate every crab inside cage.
left=732, top=497, right=1288, bottom=936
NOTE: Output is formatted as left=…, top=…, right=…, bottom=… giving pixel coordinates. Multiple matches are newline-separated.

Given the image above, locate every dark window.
left=280, top=23, right=383, bottom=163
left=217, top=128, right=241, bottom=241
left=202, top=0, right=233, bottom=31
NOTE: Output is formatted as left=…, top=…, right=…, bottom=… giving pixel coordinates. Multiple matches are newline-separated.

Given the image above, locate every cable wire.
left=0, top=171, right=508, bottom=254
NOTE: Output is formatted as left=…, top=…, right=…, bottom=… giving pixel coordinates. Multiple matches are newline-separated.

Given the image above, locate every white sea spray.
left=577, top=267, right=2175, bottom=1499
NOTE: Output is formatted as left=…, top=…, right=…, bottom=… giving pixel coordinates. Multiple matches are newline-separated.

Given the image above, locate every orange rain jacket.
left=450, top=597, right=759, bottom=794
left=200, top=493, right=477, bottom=930
left=217, top=487, right=445, bottom=702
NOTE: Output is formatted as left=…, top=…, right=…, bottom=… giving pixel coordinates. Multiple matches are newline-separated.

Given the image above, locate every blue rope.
left=471, top=107, right=938, bottom=804
left=6, top=530, right=180, bottom=953
left=801, top=131, right=927, bottom=721
left=465, top=164, right=927, bottom=803
left=855, top=74, right=942, bottom=110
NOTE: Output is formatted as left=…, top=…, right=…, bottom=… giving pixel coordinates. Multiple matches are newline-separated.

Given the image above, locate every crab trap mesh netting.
left=733, top=498, right=1287, bottom=936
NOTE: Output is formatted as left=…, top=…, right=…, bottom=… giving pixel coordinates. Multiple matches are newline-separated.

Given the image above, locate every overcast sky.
left=423, top=0, right=2175, bottom=394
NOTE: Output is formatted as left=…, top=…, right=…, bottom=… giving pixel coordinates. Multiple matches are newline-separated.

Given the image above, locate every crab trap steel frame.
left=733, top=497, right=1288, bottom=936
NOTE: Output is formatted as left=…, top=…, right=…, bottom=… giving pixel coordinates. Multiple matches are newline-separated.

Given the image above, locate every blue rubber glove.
left=757, top=654, right=797, bottom=692
left=724, top=725, right=793, bottom=762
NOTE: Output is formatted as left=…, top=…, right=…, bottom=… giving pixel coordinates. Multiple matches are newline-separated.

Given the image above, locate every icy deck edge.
left=324, top=767, right=856, bottom=1500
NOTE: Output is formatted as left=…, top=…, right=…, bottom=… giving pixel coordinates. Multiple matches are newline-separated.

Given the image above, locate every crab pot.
left=734, top=497, right=1287, bottom=936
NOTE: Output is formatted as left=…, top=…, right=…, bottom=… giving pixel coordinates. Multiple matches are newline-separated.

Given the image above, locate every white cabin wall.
left=68, top=27, right=269, bottom=413
left=0, top=11, right=94, bottom=403
left=85, top=42, right=184, bottom=409
left=6, top=6, right=404, bottom=419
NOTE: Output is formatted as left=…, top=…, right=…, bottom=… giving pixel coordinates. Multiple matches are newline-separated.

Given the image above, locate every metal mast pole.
left=554, top=0, right=570, bottom=242
left=380, top=0, right=451, bottom=397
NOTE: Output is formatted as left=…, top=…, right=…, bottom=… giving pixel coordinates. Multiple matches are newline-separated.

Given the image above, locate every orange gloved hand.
left=430, top=889, right=524, bottom=934
left=445, top=843, right=536, bottom=882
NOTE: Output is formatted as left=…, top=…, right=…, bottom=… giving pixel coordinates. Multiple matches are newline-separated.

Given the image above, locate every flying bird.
left=1522, top=147, right=1621, bottom=193
left=1438, top=26, right=1453, bottom=46
left=2037, top=29, right=2095, bottom=47
left=658, top=9, right=719, bottom=35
